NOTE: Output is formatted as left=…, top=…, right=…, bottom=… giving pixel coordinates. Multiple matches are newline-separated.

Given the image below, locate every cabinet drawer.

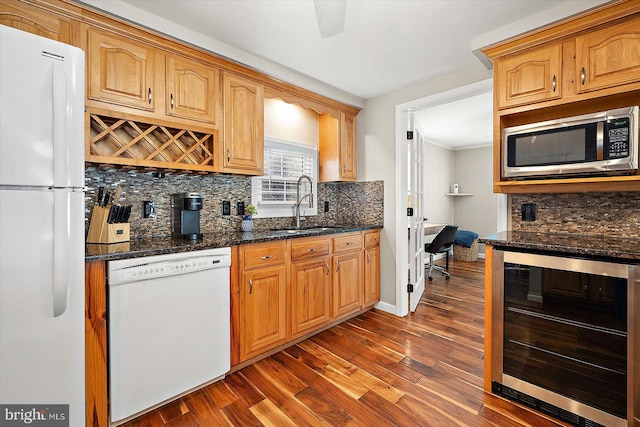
left=363, top=230, right=380, bottom=249
left=242, top=241, right=286, bottom=270
left=290, top=237, right=330, bottom=261
left=332, top=233, right=362, bottom=253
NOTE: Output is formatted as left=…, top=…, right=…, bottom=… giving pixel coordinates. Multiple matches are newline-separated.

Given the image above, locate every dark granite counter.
left=480, top=231, right=640, bottom=262
left=85, top=224, right=383, bottom=262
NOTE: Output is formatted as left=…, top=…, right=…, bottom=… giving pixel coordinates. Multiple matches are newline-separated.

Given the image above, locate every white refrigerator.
left=0, top=25, right=85, bottom=425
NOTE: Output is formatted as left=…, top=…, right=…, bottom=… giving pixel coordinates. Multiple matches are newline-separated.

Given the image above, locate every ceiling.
left=414, top=91, right=494, bottom=150
left=84, top=0, right=608, bottom=149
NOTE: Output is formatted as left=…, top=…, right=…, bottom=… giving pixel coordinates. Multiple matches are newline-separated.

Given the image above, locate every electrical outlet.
left=222, top=200, right=231, bottom=215
left=324, top=201, right=329, bottom=213
left=237, top=202, right=245, bottom=216
left=143, top=201, right=155, bottom=218
left=521, top=203, right=536, bottom=221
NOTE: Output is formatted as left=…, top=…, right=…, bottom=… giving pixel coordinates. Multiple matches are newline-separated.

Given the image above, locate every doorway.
left=394, top=78, right=499, bottom=317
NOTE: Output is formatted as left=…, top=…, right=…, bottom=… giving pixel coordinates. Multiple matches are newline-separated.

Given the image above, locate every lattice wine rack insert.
left=87, top=114, right=216, bottom=173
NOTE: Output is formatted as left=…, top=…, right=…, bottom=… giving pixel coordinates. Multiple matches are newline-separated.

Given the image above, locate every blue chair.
left=425, top=225, right=458, bottom=281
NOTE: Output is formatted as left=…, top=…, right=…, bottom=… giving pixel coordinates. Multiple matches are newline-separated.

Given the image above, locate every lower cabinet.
left=364, top=245, right=381, bottom=307
left=233, top=229, right=380, bottom=365
left=290, top=257, right=331, bottom=338
left=241, top=265, right=287, bottom=359
left=332, top=251, right=364, bottom=318
left=363, top=229, right=381, bottom=307
left=238, top=241, right=287, bottom=361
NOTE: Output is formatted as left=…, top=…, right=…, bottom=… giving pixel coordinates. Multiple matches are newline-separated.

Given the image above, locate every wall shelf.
left=445, top=193, right=473, bottom=196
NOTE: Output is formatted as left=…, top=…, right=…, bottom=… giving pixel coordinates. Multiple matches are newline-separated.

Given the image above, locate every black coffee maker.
left=172, top=192, right=203, bottom=240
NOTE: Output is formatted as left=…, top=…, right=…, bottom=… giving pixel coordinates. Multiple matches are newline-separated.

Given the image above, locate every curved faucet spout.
left=295, top=175, right=314, bottom=228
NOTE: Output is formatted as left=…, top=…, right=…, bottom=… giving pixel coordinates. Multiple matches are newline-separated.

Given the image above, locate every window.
left=252, top=138, right=318, bottom=218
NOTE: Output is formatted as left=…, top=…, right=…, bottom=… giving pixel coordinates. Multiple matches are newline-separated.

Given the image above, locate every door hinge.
left=407, top=131, right=414, bottom=140
left=407, top=207, right=414, bottom=216
left=407, top=283, right=414, bottom=293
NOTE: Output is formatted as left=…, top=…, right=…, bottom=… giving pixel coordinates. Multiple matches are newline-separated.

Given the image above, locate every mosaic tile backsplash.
left=85, top=168, right=383, bottom=239
left=511, top=192, right=640, bottom=238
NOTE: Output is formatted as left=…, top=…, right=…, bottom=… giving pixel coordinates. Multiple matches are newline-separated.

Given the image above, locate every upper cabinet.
left=575, top=16, right=640, bottom=94
left=319, top=111, right=357, bottom=182
left=88, top=29, right=158, bottom=112
left=484, top=4, right=640, bottom=194
left=496, top=43, right=562, bottom=109
left=221, top=73, right=264, bottom=175
left=4, top=0, right=360, bottom=177
left=166, top=56, right=221, bottom=125
left=0, top=0, right=73, bottom=44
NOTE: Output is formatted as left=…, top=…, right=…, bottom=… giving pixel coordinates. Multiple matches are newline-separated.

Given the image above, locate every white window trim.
left=251, top=137, right=318, bottom=219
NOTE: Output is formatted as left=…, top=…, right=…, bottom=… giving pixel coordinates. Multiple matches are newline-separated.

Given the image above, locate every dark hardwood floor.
left=122, top=259, right=571, bottom=426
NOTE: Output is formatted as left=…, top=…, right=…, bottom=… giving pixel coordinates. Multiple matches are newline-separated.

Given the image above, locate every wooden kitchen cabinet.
left=166, top=55, right=221, bottom=125
left=575, top=16, right=640, bottom=94
left=0, top=0, right=73, bottom=44
left=319, top=111, right=357, bottom=182
left=483, top=2, right=640, bottom=194
left=241, top=265, right=287, bottom=359
left=495, top=43, right=562, bottom=109
left=290, top=257, right=331, bottom=338
left=239, top=241, right=287, bottom=361
left=222, top=73, right=264, bottom=175
left=363, top=230, right=381, bottom=307
left=289, top=236, right=331, bottom=338
left=87, top=28, right=159, bottom=112
left=332, top=233, right=363, bottom=318
left=85, top=261, right=108, bottom=427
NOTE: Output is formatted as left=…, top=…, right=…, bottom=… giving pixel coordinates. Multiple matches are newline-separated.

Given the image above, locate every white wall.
left=264, top=98, right=319, bottom=146
left=424, top=142, right=453, bottom=225
left=358, top=62, right=492, bottom=309
left=452, top=146, right=498, bottom=254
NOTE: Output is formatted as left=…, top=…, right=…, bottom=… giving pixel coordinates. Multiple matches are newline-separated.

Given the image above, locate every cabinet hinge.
left=407, top=283, right=414, bottom=293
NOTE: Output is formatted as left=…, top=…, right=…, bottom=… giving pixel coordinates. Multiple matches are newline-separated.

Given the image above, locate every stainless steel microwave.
left=502, top=106, right=638, bottom=179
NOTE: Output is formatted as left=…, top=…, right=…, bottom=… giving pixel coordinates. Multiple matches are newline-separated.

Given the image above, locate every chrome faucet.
left=295, top=175, right=313, bottom=228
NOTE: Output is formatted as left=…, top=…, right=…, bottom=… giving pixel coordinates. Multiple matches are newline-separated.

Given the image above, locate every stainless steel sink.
left=270, top=228, right=307, bottom=234
left=269, top=226, right=341, bottom=234
left=305, top=226, right=340, bottom=232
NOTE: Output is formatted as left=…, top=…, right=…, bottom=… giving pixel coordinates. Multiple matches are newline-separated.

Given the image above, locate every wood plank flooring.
left=121, top=259, right=571, bottom=427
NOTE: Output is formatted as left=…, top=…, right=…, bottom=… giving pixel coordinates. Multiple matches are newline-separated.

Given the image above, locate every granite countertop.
left=85, top=224, right=383, bottom=262
left=480, top=231, right=640, bottom=262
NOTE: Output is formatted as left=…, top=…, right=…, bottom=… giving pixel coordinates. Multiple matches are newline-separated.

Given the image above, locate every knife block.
left=87, top=205, right=130, bottom=244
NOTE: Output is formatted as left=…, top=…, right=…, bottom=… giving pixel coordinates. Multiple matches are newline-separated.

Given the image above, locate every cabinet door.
left=88, top=29, right=157, bottom=111
left=290, top=257, right=331, bottom=338
left=241, top=265, right=286, bottom=360
left=166, top=56, right=221, bottom=125
left=332, top=251, right=363, bottom=318
left=496, top=43, right=562, bottom=109
left=576, top=17, right=640, bottom=94
left=339, top=112, right=357, bottom=181
left=0, top=0, right=72, bottom=43
left=222, top=73, right=264, bottom=174
left=363, top=246, right=380, bottom=307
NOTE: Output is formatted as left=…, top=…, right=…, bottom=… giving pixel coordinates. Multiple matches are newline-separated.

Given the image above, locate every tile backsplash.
left=85, top=168, right=383, bottom=239
left=511, top=192, right=640, bottom=238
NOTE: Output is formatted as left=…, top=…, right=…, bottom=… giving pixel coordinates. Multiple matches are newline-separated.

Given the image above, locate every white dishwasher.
left=108, top=247, right=231, bottom=424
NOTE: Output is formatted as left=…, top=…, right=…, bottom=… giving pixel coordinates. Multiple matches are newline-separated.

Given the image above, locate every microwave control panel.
left=606, top=117, right=630, bottom=159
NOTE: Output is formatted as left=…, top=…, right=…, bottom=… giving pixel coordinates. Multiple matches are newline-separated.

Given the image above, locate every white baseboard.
left=373, top=301, right=397, bottom=315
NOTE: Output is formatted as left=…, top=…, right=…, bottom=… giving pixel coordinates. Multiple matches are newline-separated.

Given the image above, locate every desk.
left=408, top=223, right=445, bottom=238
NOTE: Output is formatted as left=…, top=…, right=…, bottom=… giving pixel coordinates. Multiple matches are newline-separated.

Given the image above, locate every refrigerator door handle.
left=53, top=190, right=70, bottom=317
left=52, top=61, right=69, bottom=188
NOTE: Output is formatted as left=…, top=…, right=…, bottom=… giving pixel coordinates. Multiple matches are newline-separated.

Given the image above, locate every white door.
left=408, top=123, right=425, bottom=312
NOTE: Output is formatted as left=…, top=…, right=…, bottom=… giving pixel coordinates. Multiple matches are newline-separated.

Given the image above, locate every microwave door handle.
left=596, top=121, right=604, bottom=161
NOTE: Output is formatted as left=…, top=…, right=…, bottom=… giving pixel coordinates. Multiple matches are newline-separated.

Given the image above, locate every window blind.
left=256, top=140, right=316, bottom=205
